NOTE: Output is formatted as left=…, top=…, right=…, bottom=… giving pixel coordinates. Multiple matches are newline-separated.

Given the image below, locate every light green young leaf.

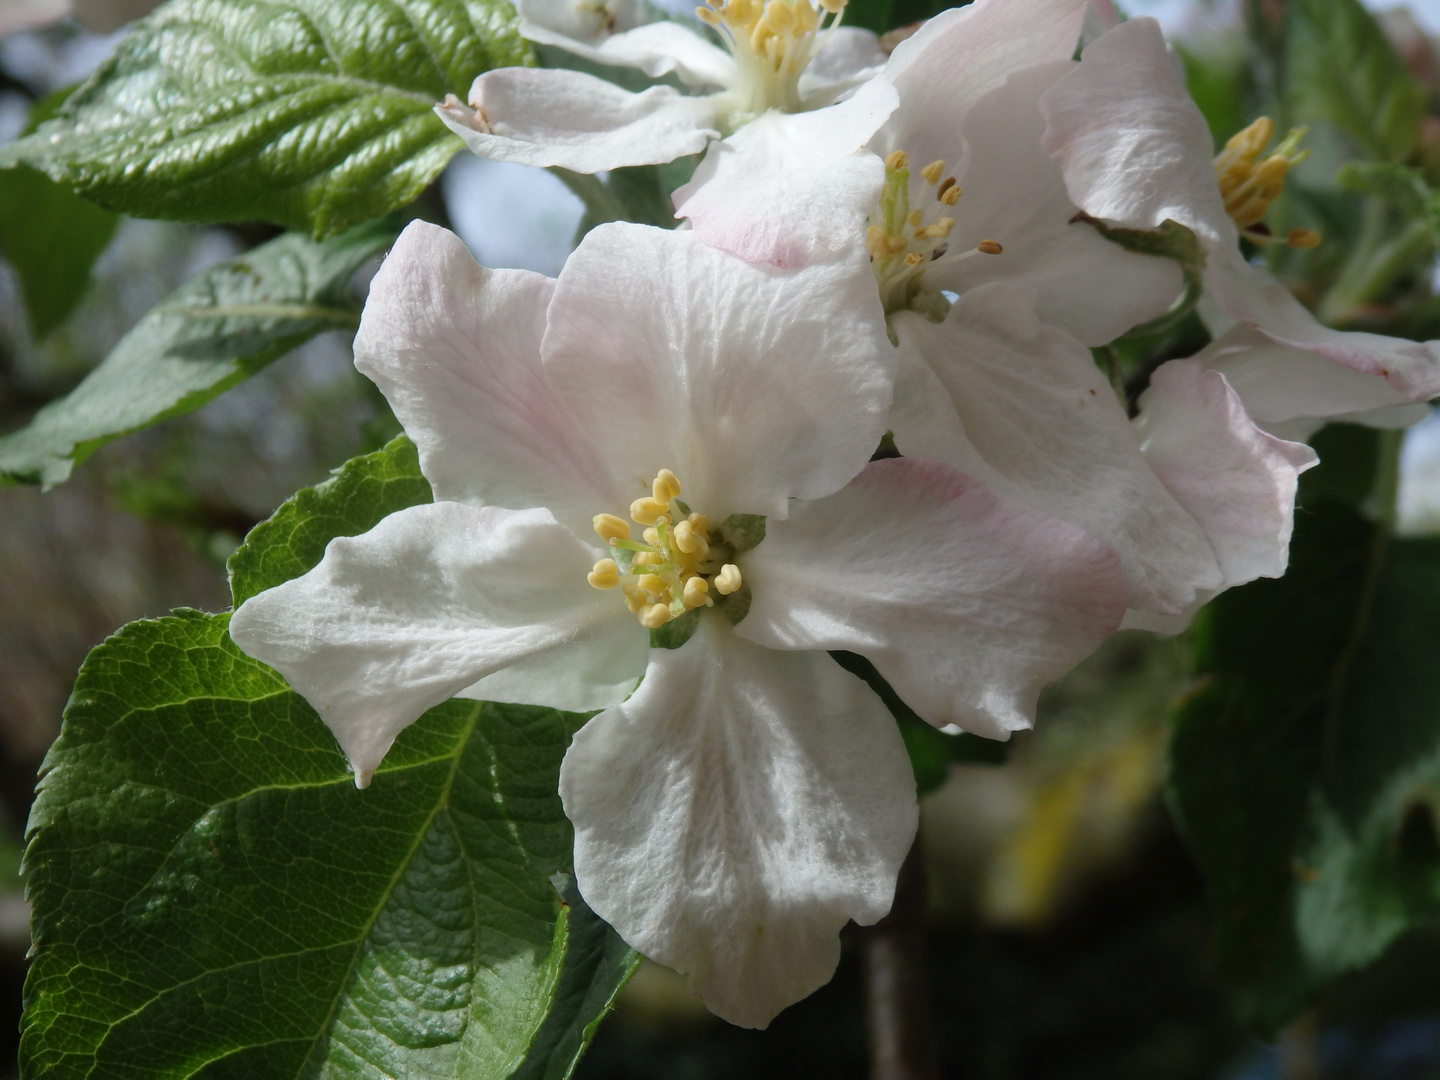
left=0, top=218, right=398, bottom=490
left=1336, top=160, right=1440, bottom=243
left=0, top=0, right=532, bottom=237
left=1168, top=446, right=1440, bottom=1034
left=1287, top=0, right=1426, bottom=162
left=0, top=89, right=119, bottom=339
left=20, top=609, right=590, bottom=1079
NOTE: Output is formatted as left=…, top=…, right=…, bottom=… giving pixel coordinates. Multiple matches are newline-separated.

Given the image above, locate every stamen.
left=939, top=183, right=961, bottom=206
left=1214, top=117, right=1317, bottom=246
left=593, top=513, right=631, bottom=544
left=639, top=604, right=672, bottom=629
left=904, top=252, right=925, bottom=266
left=683, top=576, right=710, bottom=608
left=1287, top=228, right=1322, bottom=249
left=906, top=209, right=923, bottom=228
left=715, top=564, right=743, bottom=595
left=630, top=496, right=669, bottom=525
left=977, top=240, right=1003, bottom=255
left=885, top=150, right=909, bottom=171
left=587, top=559, right=621, bottom=589
left=920, top=159, right=945, bottom=185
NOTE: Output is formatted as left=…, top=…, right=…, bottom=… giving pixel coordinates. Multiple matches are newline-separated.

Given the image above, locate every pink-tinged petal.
left=542, top=223, right=894, bottom=520
left=920, top=61, right=1183, bottom=346
left=1207, top=258, right=1440, bottom=408
left=437, top=68, right=718, bottom=172
left=229, top=504, right=646, bottom=787
left=890, top=285, right=1223, bottom=616
left=561, top=617, right=917, bottom=1028
left=517, top=0, right=736, bottom=87
left=739, top=458, right=1127, bottom=739
left=878, top=0, right=1087, bottom=172
left=1136, top=359, right=1317, bottom=597
left=674, top=78, right=899, bottom=268
left=1041, top=17, right=1235, bottom=248
left=352, top=221, right=620, bottom=536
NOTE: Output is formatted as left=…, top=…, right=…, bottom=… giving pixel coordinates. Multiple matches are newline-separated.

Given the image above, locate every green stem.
left=1319, top=209, right=1433, bottom=325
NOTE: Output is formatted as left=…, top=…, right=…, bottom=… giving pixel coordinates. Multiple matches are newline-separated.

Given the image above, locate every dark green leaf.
left=0, top=0, right=532, bottom=237
left=510, top=875, right=639, bottom=1080
left=0, top=218, right=398, bottom=490
left=228, top=433, right=432, bottom=605
left=0, top=89, right=119, bottom=338
left=1287, top=0, right=1426, bottom=162
left=20, top=608, right=590, bottom=1079
left=1168, top=499, right=1440, bottom=1034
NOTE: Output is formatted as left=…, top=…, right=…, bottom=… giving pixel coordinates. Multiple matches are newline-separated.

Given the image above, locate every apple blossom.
left=228, top=219, right=1129, bottom=1026
left=433, top=0, right=896, bottom=176
left=1040, top=15, right=1440, bottom=440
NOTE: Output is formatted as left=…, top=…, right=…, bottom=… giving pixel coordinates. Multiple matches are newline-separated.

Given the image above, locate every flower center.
left=697, top=0, right=846, bottom=117
left=1214, top=117, right=1321, bottom=250
left=866, top=150, right=1003, bottom=316
left=586, top=468, right=743, bottom=630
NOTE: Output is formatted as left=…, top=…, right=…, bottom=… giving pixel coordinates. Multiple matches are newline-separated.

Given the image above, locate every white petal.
left=1040, top=17, right=1235, bottom=248
left=878, top=0, right=1088, bottom=172
left=918, top=61, right=1183, bottom=346
left=1135, top=359, right=1317, bottom=596
left=1206, top=258, right=1440, bottom=411
left=738, top=458, right=1128, bottom=738
left=889, top=285, right=1224, bottom=615
left=352, top=221, right=620, bottom=536
left=543, top=222, right=895, bottom=520
left=800, top=27, right=888, bottom=97
left=229, top=503, right=646, bottom=786
left=560, top=617, right=917, bottom=1028
left=437, top=69, right=718, bottom=172
left=673, top=78, right=899, bottom=268
left=517, top=0, right=652, bottom=45
left=540, top=21, right=737, bottom=87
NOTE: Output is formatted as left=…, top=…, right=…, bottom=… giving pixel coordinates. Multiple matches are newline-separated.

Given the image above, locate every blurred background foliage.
left=10, top=0, right=1440, bottom=1077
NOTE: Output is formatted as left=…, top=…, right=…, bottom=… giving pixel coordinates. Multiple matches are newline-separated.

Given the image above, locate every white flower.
left=229, top=219, right=1129, bottom=1026
left=1040, top=15, right=1440, bottom=441
left=672, top=0, right=1314, bottom=625
left=433, top=0, right=895, bottom=176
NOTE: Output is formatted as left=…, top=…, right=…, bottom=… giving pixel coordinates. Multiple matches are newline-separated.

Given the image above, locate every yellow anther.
left=920, top=159, right=945, bottom=185
left=885, top=150, right=909, bottom=171
left=621, top=583, right=648, bottom=613
left=904, top=251, right=925, bottom=266
left=587, top=559, right=621, bottom=589
left=652, top=468, right=681, bottom=502
left=884, top=234, right=908, bottom=256
left=906, top=209, right=923, bottom=228
left=1215, top=117, right=1312, bottom=234
left=977, top=239, right=1003, bottom=255
left=673, top=518, right=708, bottom=555
left=714, top=564, right=743, bottom=595
left=633, top=551, right=663, bottom=568
left=939, top=183, right=961, bottom=206
left=1287, top=227, right=1322, bottom=249
left=630, top=496, right=669, bottom=525
left=639, top=603, right=672, bottom=629
left=637, top=573, right=667, bottom=596
left=593, top=513, right=631, bottom=544
left=916, top=217, right=953, bottom=240
left=794, top=0, right=817, bottom=34
left=643, top=526, right=661, bottom=546
left=818, top=0, right=843, bottom=12
left=687, top=511, right=710, bottom=536
left=696, top=4, right=719, bottom=22
left=683, top=576, right=711, bottom=609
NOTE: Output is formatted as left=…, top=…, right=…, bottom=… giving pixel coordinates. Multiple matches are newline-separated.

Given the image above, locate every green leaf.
left=1287, top=0, right=1426, bottom=162
left=0, top=0, right=532, bottom=237
left=509, top=875, right=639, bottom=1080
left=1336, top=160, right=1440, bottom=243
left=0, top=218, right=398, bottom=490
left=20, top=609, right=593, bottom=1079
left=228, top=433, right=432, bottom=605
left=1167, top=499, right=1440, bottom=1034
left=0, top=89, right=119, bottom=338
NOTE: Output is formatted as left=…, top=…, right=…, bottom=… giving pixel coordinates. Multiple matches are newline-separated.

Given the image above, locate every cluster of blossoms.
left=230, top=0, right=1440, bottom=1029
